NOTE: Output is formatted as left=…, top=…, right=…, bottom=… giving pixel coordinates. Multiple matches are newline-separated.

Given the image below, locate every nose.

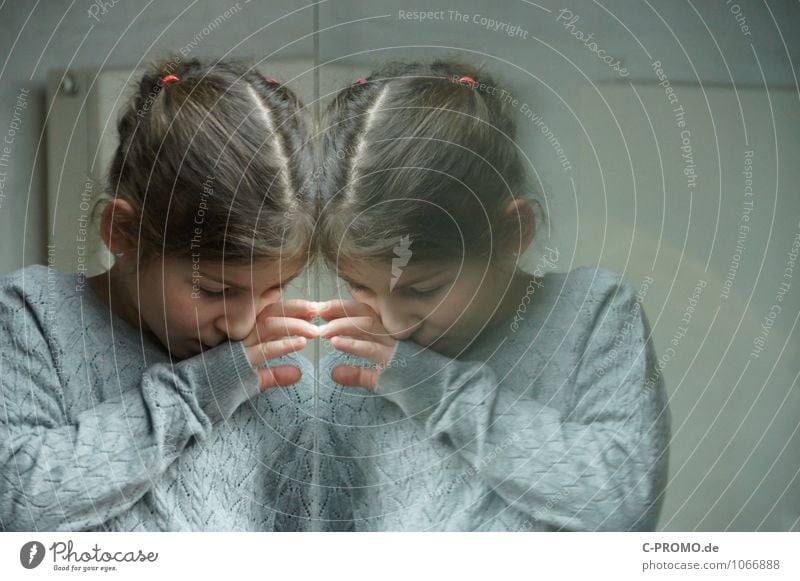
left=217, top=301, right=259, bottom=342
left=376, top=298, right=420, bottom=341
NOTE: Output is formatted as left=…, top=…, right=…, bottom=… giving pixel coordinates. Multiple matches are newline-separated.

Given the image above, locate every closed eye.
left=199, top=286, right=228, bottom=297
left=404, top=285, right=444, bottom=298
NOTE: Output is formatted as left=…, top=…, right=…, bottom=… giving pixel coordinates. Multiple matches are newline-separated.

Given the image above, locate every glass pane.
left=311, top=0, right=800, bottom=533
left=6, top=0, right=799, bottom=536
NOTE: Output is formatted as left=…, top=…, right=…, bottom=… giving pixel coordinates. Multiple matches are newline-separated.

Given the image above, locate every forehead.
left=339, top=259, right=464, bottom=286
left=169, top=255, right=305, bottom=284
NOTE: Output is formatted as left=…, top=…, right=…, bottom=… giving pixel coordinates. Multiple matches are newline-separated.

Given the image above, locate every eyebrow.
left=200, top=270, right=301, bottom=291
left=342, top=270, right=450, bottom=290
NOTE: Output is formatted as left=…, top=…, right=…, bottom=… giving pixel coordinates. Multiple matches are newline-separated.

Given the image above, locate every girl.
left=0, top=58, right=320, bottom=531
left=314, top=60, right=671, bottom=531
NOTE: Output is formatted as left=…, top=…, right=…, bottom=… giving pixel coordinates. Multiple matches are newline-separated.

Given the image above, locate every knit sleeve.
left=0, top=288, right=262, bottom=532
left=374, top=279, right=671, bottom=531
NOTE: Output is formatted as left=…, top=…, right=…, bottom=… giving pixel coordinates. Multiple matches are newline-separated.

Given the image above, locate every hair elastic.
left=160, top=74, right=180, bottom=86
left=457, top=75, right=478, bottom=88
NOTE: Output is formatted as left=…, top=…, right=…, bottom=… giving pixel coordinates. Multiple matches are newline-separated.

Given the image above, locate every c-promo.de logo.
left=20, top=541, right=46, bottom=569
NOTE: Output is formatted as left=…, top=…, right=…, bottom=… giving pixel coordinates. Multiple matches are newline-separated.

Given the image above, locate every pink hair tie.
left=355, top=78, right=367, bottom=85
left=160, top=74, right=180, bottom=86
left=457, top=75, right=478, bottom=88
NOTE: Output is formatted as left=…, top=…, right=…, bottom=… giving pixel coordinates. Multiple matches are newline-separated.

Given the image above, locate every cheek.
left=435, top=286, right=486, bottom=328
left=159, top=282, right=209, bottom=336
left=165, top=301, right=204, bottom=335
left=425, top=297, right=467, bottom=328
left=136, top=279, right=167, bottom=331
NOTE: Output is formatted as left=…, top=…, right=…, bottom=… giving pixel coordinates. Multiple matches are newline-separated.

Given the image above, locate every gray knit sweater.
left=0, top=265, right=316, bottom=531
left=1, top=265, right=671, bottom=532
left=314, top=266, right=671, bottom=531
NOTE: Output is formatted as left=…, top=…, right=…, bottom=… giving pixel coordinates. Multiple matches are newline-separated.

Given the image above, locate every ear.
left=98, top=198, right=137, bottom=258
left=502, top=198, right=535, bottom=255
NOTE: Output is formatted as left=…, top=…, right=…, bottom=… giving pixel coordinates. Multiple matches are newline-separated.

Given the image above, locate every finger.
left=258, top=365, right=303, bottom=390
left=331, top=365, right=378, bottom=390
left=258, top=300, right=319, bottom=321
left=320, top=316, right=392, bottom=343
left=316, top=299, right=378, bottom=321
left=330, top=336, right=394, bottom=366
left=245, top=337, right=307, bottom=367
left=254, top=317, right=321, bottom=341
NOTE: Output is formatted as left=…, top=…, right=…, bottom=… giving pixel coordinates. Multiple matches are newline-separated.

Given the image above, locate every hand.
left=243, top=299, right=321, bottom=390
left=318, top=300, right=397, bottom=390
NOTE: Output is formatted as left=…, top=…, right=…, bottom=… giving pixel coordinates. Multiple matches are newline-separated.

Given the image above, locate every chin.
left=172, top=347, right=199, bottom=360
left=164, top=340, right=203, bottom=361
left=421, top=337, right=459, bottom=357
left=424, top=332, right=484, bottom=358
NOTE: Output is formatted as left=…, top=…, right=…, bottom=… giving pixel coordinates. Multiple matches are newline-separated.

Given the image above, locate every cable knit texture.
left=315, top=266, right=671, bottom=531
left=1, top=265, right=671, bottom=532
left=0, top=265, right=317, bottom=532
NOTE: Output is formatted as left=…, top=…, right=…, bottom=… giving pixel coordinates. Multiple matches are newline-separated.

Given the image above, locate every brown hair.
left=106, top=57, right=314, bottom=264
left=316, top=59, right=546, bottom=268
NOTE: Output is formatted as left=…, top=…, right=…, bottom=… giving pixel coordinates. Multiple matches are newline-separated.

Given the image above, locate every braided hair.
left=106, top=57, right=315, bottom=264
left=316, top=59, right=544, bottom=268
